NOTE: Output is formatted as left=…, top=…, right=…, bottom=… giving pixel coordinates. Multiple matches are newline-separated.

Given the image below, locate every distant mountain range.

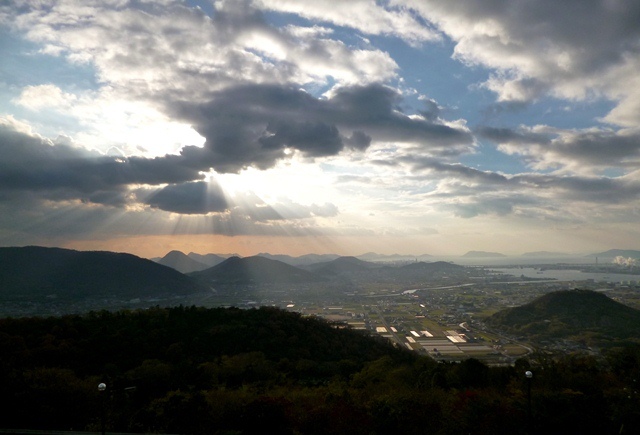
left=189, top=256, right=326, bottom=285
left=0, top=246, right=202, bottom=300
left=256, top=252, right=340, bottom=266
left=155, top=249, right=640, bottom=269
left=357, top=252, right=433, bottom=261
left=303, top=256, right=381, bottom=275
left=157, top=250, right=208, bottom=273
left=156, top=250, right=438, bottom=270
left=461, top=250, right=507, bottom=258
left=0, top=247, right=473, bottom=306
left=487, top=289, right=640, bottom=345
left=187, top=252, right=231, bottom=267
left=399, top=261, right=465, bottom=272
left=189, top=255, right=468, bottom=287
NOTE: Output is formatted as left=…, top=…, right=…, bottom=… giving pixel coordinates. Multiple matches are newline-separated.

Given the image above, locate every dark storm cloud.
left=258, top=121, right=343, bottom=157
left=0, top=120, right=343, bottom=230
left=172, top=83, right=473, bottom=173
left=142, top=181, right=228, bottom=215
left=0, top=122, right=204, bottom=204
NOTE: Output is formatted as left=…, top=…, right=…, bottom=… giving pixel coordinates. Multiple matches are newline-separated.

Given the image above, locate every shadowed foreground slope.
left=2, top=306, right=640, bottom=434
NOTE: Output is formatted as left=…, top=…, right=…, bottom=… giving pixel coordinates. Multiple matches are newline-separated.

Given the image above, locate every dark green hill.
left=189, top=255, right=325, bottom=284
left=0, top=306, right=415, bottom=433
left=487, top=289, right=640, bottom=345
left=0, top=246, right=202, bottom=300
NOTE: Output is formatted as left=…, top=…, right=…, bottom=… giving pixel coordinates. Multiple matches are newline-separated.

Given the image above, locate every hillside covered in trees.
left=1, top=306, right=640, bottom=434
left=487, top=289, right=640, bottom=347
left=0, top=246, right=203, bottom=300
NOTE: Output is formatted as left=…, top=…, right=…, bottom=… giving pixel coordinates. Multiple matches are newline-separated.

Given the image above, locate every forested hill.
left=0, top=246, right=202, bottom=299
left=2, top=306, right=640, bottom=434
left=487, top=289, right=640, bottom=345
left=0, top=306, right=413, bottom=433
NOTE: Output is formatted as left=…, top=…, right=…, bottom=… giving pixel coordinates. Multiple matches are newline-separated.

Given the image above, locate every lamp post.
left=525, top=371, right=533, bottom=433
left=98, top=383, right=106, bottom=435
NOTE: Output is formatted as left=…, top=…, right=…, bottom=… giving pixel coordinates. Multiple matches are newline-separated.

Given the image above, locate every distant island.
left=586, top=249, right=640, bottom=258
left=461, top=250, right=506, bottom=258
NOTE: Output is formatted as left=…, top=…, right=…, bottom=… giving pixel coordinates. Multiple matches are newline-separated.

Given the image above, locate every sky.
left=1, top=0, right=640, bottom=259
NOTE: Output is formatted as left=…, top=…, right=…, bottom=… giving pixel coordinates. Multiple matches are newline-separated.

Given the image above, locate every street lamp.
left=525, top=371, right=533, bottom=432
left=98, top=383, right=107, bottom=435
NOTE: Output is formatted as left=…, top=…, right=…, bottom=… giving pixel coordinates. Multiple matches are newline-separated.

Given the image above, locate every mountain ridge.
left=157, top=250, right=208, bottom=273
left=189, top=255, right=325, bottom=284
left=461, top=250, right=507, bottom=258
left=0, top=246, right=202, bottom=300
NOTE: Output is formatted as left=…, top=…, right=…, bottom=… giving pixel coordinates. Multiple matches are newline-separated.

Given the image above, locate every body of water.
left=490, top=267, right=640, bottom=284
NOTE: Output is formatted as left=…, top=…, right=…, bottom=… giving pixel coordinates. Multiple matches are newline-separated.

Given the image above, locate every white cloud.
left=479, top=124, right=640, bottom=175
left=255, top=0, right=439, bottom=44
left=400, top=0, right=640, bottom=125
left=13, top=84, right=77, bottom=110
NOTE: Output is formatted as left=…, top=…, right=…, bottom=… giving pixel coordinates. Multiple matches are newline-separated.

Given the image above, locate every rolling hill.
left=487, top=289, right=640, bottom=345
left=0, top=246, right=203, bottom=300
left=189, top=255, right=325, bottom=284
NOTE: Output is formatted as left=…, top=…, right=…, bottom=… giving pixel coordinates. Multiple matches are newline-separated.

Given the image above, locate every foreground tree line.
left=1, top=306, right=640, bottom=434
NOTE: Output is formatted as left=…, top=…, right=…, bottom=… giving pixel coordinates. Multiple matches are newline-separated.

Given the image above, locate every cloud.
left=402, top=0, right=640, bottom=125
left=478, top=125, right=640, bottom=173
left=256, top=0, right=439, bottom=45
left=141, top=181, right=229, bottom=215
left=13, top=84, right=77, bottom=110
left=0, top=117, right=203, bottom=202
left=2, top=2, right=472, bottom=175
left=4, top=0, right=399, bottom=97
left=448, top=195, right=532, bottom=219
left=395, top=155, right=640, bottom=221
left=0, top=116, right=345, bottom=243
left=173, top=83, right=473, bottom=173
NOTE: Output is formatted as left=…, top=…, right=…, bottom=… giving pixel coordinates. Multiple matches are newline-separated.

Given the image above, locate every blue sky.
left=1, top=0, right=639, bottom=258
